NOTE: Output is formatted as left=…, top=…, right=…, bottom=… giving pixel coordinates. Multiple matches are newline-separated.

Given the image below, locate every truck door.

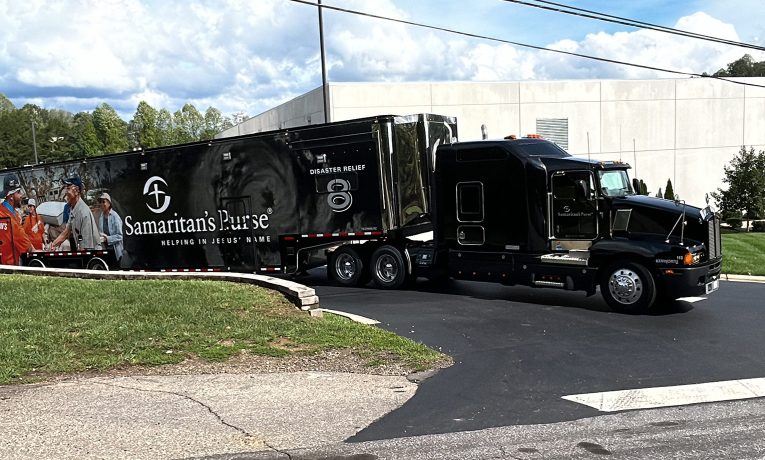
left=456, top=181, right=485, bottom=245
left=551, top=171, right=597, bottom=240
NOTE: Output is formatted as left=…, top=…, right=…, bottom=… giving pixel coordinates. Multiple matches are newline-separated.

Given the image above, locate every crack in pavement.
left=91, top=380, right=292, bottom=458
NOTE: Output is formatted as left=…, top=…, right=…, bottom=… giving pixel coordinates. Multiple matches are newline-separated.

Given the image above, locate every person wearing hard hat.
left=23, top=198, right=46, bottom=250
left=0, top=175, right=35, bottom=265
left=98, top=192, right=123, bottom=263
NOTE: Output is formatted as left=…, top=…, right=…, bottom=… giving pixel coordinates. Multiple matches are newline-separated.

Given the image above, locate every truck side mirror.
left=575, top=180, right=590, bottom=200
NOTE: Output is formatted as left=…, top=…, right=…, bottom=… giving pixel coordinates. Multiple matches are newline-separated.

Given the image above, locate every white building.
left=219, top=78, right=765, bottom=206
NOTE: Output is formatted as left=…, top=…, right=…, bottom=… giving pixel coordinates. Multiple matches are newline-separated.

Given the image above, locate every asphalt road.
left=301, top=271, right=765, bottom=442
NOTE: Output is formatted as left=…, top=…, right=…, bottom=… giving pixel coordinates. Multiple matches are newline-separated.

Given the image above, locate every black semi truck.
left=0, top=113, right=720, bottom=313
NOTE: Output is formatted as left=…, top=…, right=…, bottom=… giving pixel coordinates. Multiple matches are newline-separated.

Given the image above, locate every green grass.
left=0, top=275, right=446, bottom=385
left=722, top=232, right=765, bottom=276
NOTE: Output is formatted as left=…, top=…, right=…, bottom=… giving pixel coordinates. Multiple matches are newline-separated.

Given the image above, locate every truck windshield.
left=598, top=170, right=632, bottom=197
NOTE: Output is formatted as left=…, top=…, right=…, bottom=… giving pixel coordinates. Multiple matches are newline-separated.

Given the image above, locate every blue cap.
left=3, top=174, right=22, bottom=197
left=62, top=176, right=83, bottom=192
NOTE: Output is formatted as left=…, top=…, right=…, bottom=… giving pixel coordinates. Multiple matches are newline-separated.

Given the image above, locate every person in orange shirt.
left=0, top=175, right=34, bottom=265
left=23, top=198, right=46, bottom=250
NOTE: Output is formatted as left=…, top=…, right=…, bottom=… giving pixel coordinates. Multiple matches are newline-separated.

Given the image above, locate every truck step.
left=540, top=252, right=589, bottom=266
left=533, top=280, right=566, bottom=288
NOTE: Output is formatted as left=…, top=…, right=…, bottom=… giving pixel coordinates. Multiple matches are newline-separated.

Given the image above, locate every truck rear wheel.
left=600, top=262, right=656, bottom=314
left=370, top=245, right=408, bottom=289
left=329, top=246, right=368, bottom=286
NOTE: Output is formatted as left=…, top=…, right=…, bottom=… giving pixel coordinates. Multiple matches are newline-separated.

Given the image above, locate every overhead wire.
left=289, top=0, right=765, bottom=89
left=501, top=0, right=765, bottom=52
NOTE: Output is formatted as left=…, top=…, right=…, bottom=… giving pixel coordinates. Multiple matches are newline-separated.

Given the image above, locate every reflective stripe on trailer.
left=260, top=267, right=282, bottom=272
left=299, top=231, right=383, bottom=238
left=40, top=251, right=109, bottom=257
left=159, top=268, right=223, bottom=273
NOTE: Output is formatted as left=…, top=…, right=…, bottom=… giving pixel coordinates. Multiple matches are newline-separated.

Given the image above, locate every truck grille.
left=708, top=217, right=722, bottom=259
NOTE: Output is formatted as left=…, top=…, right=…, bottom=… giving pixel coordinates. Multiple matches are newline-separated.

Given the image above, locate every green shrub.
left=727, top=217, right=743, bottom=230
left=753, top=221, right=765, bottom=232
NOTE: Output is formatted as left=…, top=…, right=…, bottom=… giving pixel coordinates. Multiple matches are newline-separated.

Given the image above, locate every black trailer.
left=2, top=113, right=721, bottom=313
left=2, top=114, right=456, bottom=275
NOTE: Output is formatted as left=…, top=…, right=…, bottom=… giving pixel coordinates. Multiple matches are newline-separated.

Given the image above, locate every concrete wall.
left=220, top=78, right=765, bottom=207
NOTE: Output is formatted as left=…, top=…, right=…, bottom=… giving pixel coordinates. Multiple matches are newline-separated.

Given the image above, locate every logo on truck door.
left=144, top=176, right=171, bottom=214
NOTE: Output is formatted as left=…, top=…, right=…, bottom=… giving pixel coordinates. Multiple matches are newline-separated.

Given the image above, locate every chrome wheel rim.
left=608, top=268, right=643, bottom=305
left=334, top=253, right=357, bottom=281
left=375, top=254, right=398, bottom=283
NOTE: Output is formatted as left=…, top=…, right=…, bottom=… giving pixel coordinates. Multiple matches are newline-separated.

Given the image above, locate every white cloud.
left=0, top=0, right=762, bottom=121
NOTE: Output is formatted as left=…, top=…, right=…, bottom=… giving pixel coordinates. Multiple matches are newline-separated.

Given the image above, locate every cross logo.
left=143, top=176, right=171, bottom=214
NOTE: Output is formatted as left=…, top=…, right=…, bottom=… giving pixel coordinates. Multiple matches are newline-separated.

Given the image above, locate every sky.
left=1, top=0, right=764, bottom=120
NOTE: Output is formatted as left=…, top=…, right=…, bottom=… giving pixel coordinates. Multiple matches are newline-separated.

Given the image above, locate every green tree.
left=713, top=54, right=765, bottom=77
left=0, top=107, right=30, bottom=167
left=656, top=187, right=663, bottom=198
left=637, top=179, right=649, bottom=195
left=156, top=108, right=174, bottom=146
left=0, top=93, right=15, bottom=112
left=711, top=146, right=765, bottom=221
left=40, top=109, right=76, bottom=161
left=201, top=107, right=233, bottom=140
left=92, top=103, right=128, bottom=154
left=71, top=112, right=102, bottom=157
left=129, top=101, right=161, bottom=149
left=172, top=103, right=204, bottom=143
left=664, top=179, right=675, bottom=200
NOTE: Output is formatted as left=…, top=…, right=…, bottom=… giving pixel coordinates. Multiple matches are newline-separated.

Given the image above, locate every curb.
left=722, top=273, right=765, bottom=284
left=0, top=265, right=320, bottom=311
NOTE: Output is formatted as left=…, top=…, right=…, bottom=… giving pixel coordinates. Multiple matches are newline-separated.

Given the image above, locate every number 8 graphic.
left=327, top=178, right=353, bottom=212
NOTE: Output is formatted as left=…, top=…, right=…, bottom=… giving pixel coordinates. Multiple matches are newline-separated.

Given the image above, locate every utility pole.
left=318, top=0, right=329, bottom=123
left=31, top=121, right=39, bottom=164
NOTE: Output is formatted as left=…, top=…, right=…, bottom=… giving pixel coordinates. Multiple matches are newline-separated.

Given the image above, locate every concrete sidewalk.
left=0, top=372, right=416, bottom=460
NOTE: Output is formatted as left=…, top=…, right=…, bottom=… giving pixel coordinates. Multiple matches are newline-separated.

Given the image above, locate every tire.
left=600, top=261, right=656, bottom=314
left=370, top=245, right=408, bottom=289
left=87, top=257, right=109, bottom=271
left=27, top=259, right=46, bottom=268
left=328, top=246, right=368, bottom=286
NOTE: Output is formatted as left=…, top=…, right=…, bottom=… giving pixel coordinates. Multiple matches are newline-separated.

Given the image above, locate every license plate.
left=705, top=279, right=719, bottom=294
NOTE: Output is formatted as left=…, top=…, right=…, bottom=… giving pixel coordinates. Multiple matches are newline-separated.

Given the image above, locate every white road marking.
left=563, top=378, right=765, bottom=412
left=319, top=309, right=380, bottom=325
left=676, top=296, right=707, bottom=303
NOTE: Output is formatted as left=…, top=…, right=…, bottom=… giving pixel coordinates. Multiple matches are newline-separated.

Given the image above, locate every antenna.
left=632, top=139, right=637, bottom=179
left=587, top=132, right=591, bottom=163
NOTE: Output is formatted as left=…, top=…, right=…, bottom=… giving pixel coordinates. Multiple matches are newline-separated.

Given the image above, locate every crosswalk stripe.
left=562, top=378, right=765, bottom=412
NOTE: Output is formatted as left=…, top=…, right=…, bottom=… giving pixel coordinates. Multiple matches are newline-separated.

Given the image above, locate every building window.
left=536, top=118, right=568, bottom=149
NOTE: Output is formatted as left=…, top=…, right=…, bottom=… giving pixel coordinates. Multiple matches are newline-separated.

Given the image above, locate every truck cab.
left=431, top=137, right=721, bottom=313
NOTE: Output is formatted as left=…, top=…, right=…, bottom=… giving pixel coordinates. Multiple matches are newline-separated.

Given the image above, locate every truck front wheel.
left=370, top=245, right=408, bottom=289
left=329, top=246, right=368, bottom=286
left=600, top=262, right=656, bottom=314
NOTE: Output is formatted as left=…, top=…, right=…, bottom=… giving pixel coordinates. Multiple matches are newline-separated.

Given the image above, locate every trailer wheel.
left=87, top=257, right=110, bottom=271
left=600, top=262, right=656, bottom=314
left=371, top=245, right=407, bottom=289
left=329, top=246, right=367, bottom=286
left=27, top=259, right=46, bottom=268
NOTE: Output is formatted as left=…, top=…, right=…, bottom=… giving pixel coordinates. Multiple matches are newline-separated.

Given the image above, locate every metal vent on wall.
left=536, top=118, right=568, bottom=149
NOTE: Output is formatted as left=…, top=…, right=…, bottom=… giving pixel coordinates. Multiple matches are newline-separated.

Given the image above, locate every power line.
left=289, top=0, right=765, bottom=89
left=502, top=0, right=765, bottom=53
